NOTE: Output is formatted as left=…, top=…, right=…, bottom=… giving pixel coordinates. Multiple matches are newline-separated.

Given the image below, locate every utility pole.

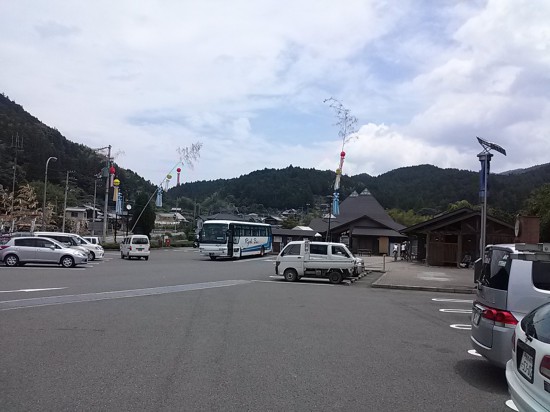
left=101, top=145, right=111, bottom=243
left=9, top=133, right=23, bottom=232
left=61, top=170, right=74, bottom=232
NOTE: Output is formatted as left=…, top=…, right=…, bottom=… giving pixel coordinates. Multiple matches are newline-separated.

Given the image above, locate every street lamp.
left=476, top=136, right=506, bottom=260
left=42, top=156, right=57, bottom=230
left=125, top=204, right=132, bottom=236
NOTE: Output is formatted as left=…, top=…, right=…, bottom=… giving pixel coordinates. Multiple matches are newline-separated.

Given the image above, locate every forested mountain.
left=0, top=94, right=155, bottom=208
left=1, top=92, right=549, bottom=220
left=168, top=163, right=550, bottom=216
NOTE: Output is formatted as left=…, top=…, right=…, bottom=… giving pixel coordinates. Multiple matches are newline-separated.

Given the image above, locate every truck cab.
left=275, top=240, right=363, bottom=284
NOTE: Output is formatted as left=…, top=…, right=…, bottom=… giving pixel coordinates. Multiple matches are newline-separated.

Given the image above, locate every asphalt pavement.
left=360, top=255, right=476, bottom=294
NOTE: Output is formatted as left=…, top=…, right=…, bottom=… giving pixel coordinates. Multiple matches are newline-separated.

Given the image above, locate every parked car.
left=0, top=236, right=88, bottom=268
left=506, top=301, right=550, bottom=411
left=471, top=243, right=550, bottom=368
left=34, top=231, right=103, bottom=261
left=72, top=234, right=104, bottom=260
left=83, top=236, right=101, bottom=245
left=275, top=240, right=363, bottom=284
left=120, top=235, right=150, bottom=260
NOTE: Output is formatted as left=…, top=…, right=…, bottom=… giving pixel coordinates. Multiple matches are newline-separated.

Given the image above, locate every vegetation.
left=130, top=193, right=156, bottom=237
left=2, top=92, right=550, bottom=239
left=522, top=184, right=550, bottom=241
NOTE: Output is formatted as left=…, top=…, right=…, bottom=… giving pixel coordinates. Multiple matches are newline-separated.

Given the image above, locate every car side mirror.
left=49, top=245, right=55, bottom=250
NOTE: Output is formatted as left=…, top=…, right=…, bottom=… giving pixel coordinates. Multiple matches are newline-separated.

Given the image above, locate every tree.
left=522, top=183, right=550, bottom=241
left=130, top=192, right=156, bottom=237
left=281, top=216, right=300, bottom=229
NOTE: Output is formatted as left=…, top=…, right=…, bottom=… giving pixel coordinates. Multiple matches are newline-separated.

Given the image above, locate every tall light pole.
left=476, top=137, right=506, bottom=260
left=42, top=156, right=57, bottom=230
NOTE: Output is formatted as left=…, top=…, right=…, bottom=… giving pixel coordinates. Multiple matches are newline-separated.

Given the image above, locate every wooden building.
left=308, top=189, right=406, bottom=256
left=402, top=208, right=515, bottom=267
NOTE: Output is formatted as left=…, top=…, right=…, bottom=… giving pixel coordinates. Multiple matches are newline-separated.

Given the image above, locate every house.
left=401, top=207, right=515, bottom=267
left=308, top=189, right=406, bottom=256
left=271, top=226, right=321, bottom=253
left=263, top=215, right=283, bottom=227
left=155, top=212, right=188, bottom=228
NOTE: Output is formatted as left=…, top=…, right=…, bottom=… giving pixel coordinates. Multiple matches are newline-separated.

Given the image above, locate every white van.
left=120, top=235, right=150, bottom=260
left=34, top=231, right=104, bottom=261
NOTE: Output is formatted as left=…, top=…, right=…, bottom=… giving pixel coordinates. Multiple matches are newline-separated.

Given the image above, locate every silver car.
left=0, top=236, right=88, bottom=268
left=471, top=244, right=550, bottom=368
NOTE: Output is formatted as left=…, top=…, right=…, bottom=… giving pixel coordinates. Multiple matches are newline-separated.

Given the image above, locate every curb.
left=371, top=282, right=475, bottom=294
left=343, top=270, right=369, bottom=286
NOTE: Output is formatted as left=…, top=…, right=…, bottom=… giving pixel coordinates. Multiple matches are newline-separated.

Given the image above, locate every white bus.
left=199, top=220, right=272, bottom=260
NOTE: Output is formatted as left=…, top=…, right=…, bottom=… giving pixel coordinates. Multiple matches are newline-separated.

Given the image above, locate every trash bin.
left=165, top=238, right=171, bottom=247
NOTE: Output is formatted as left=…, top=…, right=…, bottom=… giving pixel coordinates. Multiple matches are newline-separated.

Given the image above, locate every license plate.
left=472, top=308, right=481, bottom=326
left=517, top=340, right=535, bottom=383
left=137, top=248, right=143, bottom=251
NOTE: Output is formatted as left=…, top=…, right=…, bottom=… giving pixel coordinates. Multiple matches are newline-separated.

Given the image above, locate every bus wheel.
left=260, top=246, right=265, bottom=257
left=209, top=256, right=217, bottom=261
left=284, top=268, right=298, bottom=282
left=328, top=271, right=343, bottom=284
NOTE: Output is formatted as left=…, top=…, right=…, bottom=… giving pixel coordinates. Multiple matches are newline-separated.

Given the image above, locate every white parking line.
left=468, top=349, right=481, bottom=357
left=0, top=287, right=67, bottom=293
left=0, top=280, right=252, bottom=311
left=432, top=298, right=473, bottom=303
left=450, top=324, right=471, bottom=330
left=505, top=400, right=518, bottom=411
left=439, top=309, right=472, bottom=314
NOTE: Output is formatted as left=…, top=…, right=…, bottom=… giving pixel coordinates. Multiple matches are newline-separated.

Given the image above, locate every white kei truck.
left=275, top=240, right=364, bottom=284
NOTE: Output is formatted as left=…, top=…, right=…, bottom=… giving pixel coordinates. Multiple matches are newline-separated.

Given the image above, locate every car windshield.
left=521, top=303, right=550, bottom=344
left=200, top=224, right=228, bottom=244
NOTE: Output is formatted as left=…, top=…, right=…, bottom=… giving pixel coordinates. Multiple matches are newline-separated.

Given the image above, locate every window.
left=132, top=237, right=149, bottom=245
left=71, top=211, right=79, bottom=217
left=310, top=244, right=328, bottom=255
left=14, top=238, right=35, bottom=247
left=332, top=245, right=350, bottom=258
left=533, top=261, right=550, bottom=291
left=479, top=249, right=511, bottom=290
left=281, top=243, right=301, bottom=256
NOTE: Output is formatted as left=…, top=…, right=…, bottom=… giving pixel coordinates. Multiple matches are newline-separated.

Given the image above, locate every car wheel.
left=210, top=256, right=217, bottom=261
left=89, top=251, right=96, bottom=261
left=328, top=271, right=343, bottom=284
left=144, top=256, right=149, bottom=261
left=260, top=246, right=265, bottom=257
left=61, top=256, right=75, bottom=268
left=4, top=254, right=19, bottom=267
left=283, top=268, right=298, bottom=282
left=121, top=251, right=125, bottom=259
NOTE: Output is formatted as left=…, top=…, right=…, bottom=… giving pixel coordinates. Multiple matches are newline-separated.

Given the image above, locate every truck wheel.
left=283, top=268, right=298, bottom=282
left=328, top=271, right=343, bottom=284
left=260, top=246, right=265, bottom=257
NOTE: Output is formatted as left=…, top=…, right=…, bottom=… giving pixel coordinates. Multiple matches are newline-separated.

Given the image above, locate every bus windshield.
left=201, top=223, right=228, bottom=244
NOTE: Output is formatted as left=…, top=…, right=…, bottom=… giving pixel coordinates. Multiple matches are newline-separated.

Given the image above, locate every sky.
left=1, top=0, right=549, bottom=187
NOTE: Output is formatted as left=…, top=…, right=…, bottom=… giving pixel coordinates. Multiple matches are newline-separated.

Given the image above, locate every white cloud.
left=1, top=0, right=550, bottom=186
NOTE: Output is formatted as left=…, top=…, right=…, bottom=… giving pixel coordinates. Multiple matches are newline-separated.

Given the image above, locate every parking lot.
left=0, top=249, right=514, bottom=411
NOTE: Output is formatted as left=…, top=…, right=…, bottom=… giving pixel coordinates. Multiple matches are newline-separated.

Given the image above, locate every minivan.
left=471, top=243, right=550, bottom=368
left=120, top=235, right=150, bottom=260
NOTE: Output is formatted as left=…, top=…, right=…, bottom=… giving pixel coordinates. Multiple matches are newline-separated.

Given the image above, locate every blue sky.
left=1, top=0, right=549, bottom=186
